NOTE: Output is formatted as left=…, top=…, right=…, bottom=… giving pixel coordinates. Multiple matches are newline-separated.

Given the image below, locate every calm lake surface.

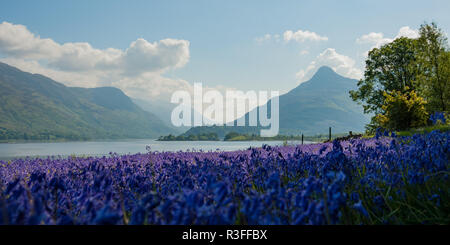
left=0, top=139, right=314, bottom=160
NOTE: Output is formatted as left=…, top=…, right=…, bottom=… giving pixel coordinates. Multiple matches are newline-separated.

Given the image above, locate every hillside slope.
left=183, top=66, right=370, bottom=137
left=0, top=62, right=178, bottom=140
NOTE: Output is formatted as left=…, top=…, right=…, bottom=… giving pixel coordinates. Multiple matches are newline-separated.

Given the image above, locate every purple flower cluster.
left=430, top=112, right=446, bottom=125
left=0, top=131, right=448, bottom=225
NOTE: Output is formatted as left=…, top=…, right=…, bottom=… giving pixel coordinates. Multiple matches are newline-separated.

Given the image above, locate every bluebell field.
left=430, top=112, right=447, bottom=125
left=0, top=130, right=448, bottom=225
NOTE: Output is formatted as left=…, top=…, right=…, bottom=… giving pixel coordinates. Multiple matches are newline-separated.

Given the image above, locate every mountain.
left=132, top=98, right=176, bottom=126
left=183, top=66, right=370, bottom=137
left=0, top=62, right=179, bottom=141
left=132, top=97, right=219, bottom=131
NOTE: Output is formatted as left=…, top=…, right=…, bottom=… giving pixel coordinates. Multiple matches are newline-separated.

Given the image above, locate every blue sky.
left=0, top=0, right=449, bottom=99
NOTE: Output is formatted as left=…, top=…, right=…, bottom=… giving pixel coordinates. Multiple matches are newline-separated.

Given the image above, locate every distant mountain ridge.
left=0, top=62, right=179, bottom=141
left=132, top=98, right=216, bottom=132
left=183, top=66, right=370, bottom=137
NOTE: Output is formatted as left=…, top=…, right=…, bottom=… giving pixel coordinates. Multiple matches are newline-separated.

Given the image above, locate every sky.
left=0, top=0, right=449, bottom=103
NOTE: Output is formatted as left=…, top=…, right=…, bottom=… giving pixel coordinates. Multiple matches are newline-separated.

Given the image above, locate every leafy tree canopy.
left=350, top=22, right=449, bottom=131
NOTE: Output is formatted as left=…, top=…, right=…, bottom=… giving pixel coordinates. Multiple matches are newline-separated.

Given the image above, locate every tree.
left=350, top=37, right=420, bottom=130
left=415, top=22, right=450, bottom=113
left=224, top=132, right=239, bottom=141
left=374, top=88, right=428, bottom=131
left=350, top=22, right=450, bottom=131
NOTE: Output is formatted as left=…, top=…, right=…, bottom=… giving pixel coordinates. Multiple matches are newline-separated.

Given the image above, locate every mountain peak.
left=314, top=66, right=337, bottom=77
left=288, top=65, right=357, bottom=96
left=306, top=65, right=351, bottom=85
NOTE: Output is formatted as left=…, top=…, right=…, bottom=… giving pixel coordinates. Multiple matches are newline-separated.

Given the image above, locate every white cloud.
left=254, top=33, right=282, bottom=44
left=273, top=34, right=281, bottom=42
left=255, top=29, right=326, bottom=45
left=296, top=48, right=363, bottom=84
left=283, top=29, right=328, bottom=43
left=111, top=73, right=193, bottom=99
left=0, top=21, right=191, bottom=100
left=356, top=26, right=419, bottom=50
left=0, top=22, right=61, bottom=59
left=355, top=26, right=420, bottom=64
left=255, top=34, right=272, bottom=44
left=299, top=50, right=309, bottom=56
left=0, top=22, right=190, bottom=75
left=396, top=26, right=420, bottom=39
left=0, top=57, right=100, bottom=87
left=121, top=38, right=189, bottom=75
left=356, top=32, right=390, bottom=47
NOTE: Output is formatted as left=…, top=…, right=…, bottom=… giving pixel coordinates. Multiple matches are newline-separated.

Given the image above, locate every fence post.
left=301, top=134, right=304, bottom=145
left=329, top=127, right=331, bottom=141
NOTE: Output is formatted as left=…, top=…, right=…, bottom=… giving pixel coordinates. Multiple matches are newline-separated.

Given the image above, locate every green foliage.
left=340, top=170, right=450, bottom=225
left=223, top=132, right=351, bottom=142
left=158, top=132, right=220, bottom=141
left=375, top=88, right=428, bottom=131
left=159, top=131, right=350, bottom=142
left=415, top=22, right=450, bottom=114
left=350, top=22, right=450, bottom=132
left=224, top=132, right=241, bottom=141
left=350, top=37, right=420, bottom=115
left=396, top=124, right=450, bottom=137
